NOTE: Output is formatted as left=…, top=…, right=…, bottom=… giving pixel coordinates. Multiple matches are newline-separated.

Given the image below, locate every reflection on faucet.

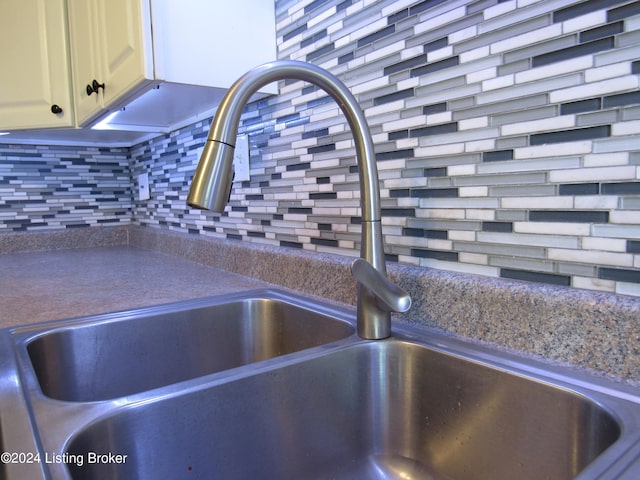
left=187, top=60, right=411, bottom=339
left=351, top=258, right=411, bottom=314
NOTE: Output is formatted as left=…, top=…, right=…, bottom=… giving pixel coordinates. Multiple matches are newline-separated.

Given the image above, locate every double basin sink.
left=1, top=288, right=640, bottom=479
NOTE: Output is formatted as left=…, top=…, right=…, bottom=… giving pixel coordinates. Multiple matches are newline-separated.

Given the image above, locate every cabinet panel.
left=96, top=0, right=152, bottom=108
left=67, top=0, right=102, bottom=125
left=70, top=0, right=153, bottom=126
left=0, top=0, right=73, bottom=130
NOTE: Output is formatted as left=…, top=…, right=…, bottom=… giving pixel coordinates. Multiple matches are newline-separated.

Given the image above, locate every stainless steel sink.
left=23, top=289, right=354, bottom=401
left=4, top=290, right=640, bottom=479
left=61, top=339, right=631, bottom=479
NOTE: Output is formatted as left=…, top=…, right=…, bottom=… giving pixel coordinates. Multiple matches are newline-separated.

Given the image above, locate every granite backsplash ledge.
left=393, top=261, right=640, bottom=383
left=128, top=225, right=640, bottom=384
left=0, top=225, right=129, bottom=254
left=128, top=224, right=357, bottom=305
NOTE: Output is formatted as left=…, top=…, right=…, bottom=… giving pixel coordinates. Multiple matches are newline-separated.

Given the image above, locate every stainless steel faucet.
left=187, top=60, right=410, bottom=339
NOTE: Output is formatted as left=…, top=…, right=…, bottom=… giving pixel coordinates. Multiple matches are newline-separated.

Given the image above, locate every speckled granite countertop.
left=0, top=246, right=272, bottom=328
left=1, top=225, right=639, bottom=386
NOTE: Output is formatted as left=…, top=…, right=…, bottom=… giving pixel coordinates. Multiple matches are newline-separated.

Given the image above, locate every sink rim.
left=4, top=289, right=640, bottom=479
left=18, top=288, right=357, bottom=403
left=11, top=289, right=359, bottom=405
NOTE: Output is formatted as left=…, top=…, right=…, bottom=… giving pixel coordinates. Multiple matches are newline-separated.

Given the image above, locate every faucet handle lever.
left=351, top=258, right=411, bottom=313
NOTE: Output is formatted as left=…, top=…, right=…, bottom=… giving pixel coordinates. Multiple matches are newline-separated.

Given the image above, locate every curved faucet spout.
left=187, top=60, right=411, bottom=339
left=188, top=60, right=381, bottom=223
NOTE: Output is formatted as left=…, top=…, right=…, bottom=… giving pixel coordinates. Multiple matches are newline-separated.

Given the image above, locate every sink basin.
left=24, top=290, right=354, bottom=402
left=65, top=340, right=621, bottom=480
left=8, top=290, right=640, bottom=479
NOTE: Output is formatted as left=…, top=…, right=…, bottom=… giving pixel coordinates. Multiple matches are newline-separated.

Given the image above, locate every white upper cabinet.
left=0, top=0, right=74, bottom=130
left=1, top=0, right=277, bottom=139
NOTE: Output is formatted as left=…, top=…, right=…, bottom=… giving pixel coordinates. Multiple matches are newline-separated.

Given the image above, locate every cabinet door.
left=69, top=0, right=152, bottom=126
left=94, top=0, right=153, bottom=111
left=67, top=0, right=103, bottom=126
left=0, top=0, right=73, bottom=130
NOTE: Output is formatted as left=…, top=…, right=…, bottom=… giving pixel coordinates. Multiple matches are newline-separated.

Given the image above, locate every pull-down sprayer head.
left=187, top=139, right=235, bottom=212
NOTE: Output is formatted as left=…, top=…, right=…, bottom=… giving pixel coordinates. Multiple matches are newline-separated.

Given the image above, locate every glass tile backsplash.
left=1, top=0, right=639, bottom=296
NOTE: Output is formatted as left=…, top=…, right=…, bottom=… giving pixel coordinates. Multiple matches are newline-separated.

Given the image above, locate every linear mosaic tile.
left=0, top=145, right=131, bottom=231
left=1, top=0, right=639, bottom=297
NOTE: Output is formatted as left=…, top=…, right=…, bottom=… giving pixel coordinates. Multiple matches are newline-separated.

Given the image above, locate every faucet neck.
left=204, top=60, right=381, bottom=226
left=189, top=60, right=394, bottom=339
